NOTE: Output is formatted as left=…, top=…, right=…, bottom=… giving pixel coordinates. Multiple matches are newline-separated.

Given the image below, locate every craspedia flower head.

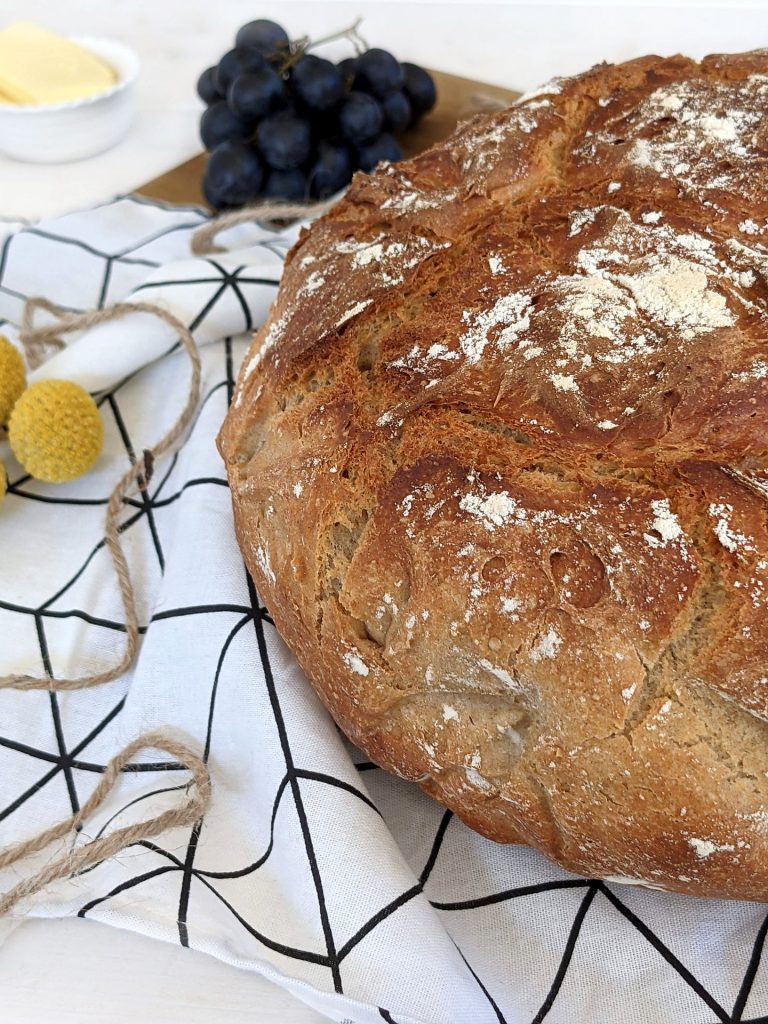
left=0, top=334, right=26, bottom=425
left=8, top=379, right=103, bottom=483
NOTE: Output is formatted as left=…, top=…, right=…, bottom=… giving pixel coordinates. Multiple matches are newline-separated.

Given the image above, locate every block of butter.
left=0, top=22, right=116, bottom=105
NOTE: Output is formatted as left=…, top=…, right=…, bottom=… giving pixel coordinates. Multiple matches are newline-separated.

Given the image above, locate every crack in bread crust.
left=219, top=50, right=768, bottom=902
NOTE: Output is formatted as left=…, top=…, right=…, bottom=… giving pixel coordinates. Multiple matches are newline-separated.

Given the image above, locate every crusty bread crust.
left=219, top=51, right=768, bottom=900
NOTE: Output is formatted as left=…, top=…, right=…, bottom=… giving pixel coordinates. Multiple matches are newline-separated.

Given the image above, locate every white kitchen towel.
left=0, top=195, right=765, bottom=1024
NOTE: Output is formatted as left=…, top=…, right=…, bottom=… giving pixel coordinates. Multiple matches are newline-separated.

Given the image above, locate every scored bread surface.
left=219, top=50, right=768, bottom=901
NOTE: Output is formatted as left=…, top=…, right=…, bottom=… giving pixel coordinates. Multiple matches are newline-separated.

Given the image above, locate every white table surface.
left=3, top=1, right=768, bottom=1021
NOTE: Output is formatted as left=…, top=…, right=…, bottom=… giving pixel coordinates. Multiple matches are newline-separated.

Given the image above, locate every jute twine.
left=0, top=731, right=211, bottom=916
left=0, top=297, right=208, bottom=916
left=190, top=198, right=334, bottom=255
left=3, top=299, right=201, bottom=692
left=1, top=199, right=325, bottom=913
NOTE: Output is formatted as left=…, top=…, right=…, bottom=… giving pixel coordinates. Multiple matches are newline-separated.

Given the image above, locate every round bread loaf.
left=219, top=51, right=768, bottom=901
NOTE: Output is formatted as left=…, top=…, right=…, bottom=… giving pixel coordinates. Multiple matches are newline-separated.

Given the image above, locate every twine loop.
left=4, top=299, right=201, bottom=692
left=190, top=198, right=335, bottom=255
left=0, top=731, right=210, bottom=916
left=1, top=296, right=208, bottom=917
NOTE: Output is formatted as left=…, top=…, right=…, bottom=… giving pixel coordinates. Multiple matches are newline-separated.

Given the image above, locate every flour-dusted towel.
left=0, top=196, right=765, bottom=1024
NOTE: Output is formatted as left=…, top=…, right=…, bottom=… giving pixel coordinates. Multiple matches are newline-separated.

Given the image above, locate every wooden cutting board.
left=137, top=69, right=520, bottom=208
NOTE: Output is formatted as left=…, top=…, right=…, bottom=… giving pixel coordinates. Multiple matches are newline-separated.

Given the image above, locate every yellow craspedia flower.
left=8, top=379, right=103, bottom=483
left=0, top=334, right=26, bottom=425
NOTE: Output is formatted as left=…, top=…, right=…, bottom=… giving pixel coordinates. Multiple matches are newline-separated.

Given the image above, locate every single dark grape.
left=356, top=132, right=403, bottom=172
left=307, top=141, right=353, bottom=198
left=354, top=48, right=405, bottom=98
left=228, top=67, right=286, bottom=121
left=337, top=56, right=358, bottom=85
left=290, top=55, right=345, bottom=113
left=255, top=110, right=312, bottom=169
left=203, top=141, right=264, bottom=207
left=401, top=63, right=437, bottom=122
left=263, top=167, right=308, bottom=201
left=306, top=108, right=341, bottom=141
left=215, top=47, right=270, bottom=94
left=235, top=19, right=290, bottom=59
left=197, top=66, right=222, bottom=105
left=200, top=100, right=252, bottom=150
left=338, top=91, right=383, bottom=145
left=380, top=90, right=412, bottom=134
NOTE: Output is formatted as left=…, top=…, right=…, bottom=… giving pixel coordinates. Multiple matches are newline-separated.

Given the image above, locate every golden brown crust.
left=219, top=51, right=768, bottom=901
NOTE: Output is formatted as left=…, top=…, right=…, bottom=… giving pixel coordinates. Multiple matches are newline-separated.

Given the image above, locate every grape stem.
left=308, top=17, right=367, bottom=53
left=281, top=18, right=368, bottom=73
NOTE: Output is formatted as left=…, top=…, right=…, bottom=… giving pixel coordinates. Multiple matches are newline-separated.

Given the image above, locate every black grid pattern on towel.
left=0, top=195, right=766, bottom=1024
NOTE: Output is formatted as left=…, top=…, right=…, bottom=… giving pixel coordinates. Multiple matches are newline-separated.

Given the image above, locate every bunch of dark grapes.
left=196, top=19, right=436, bottom=208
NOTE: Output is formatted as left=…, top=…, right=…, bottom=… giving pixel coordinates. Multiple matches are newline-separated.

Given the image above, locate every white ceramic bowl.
left=0, top=36, right=140, bottom=163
